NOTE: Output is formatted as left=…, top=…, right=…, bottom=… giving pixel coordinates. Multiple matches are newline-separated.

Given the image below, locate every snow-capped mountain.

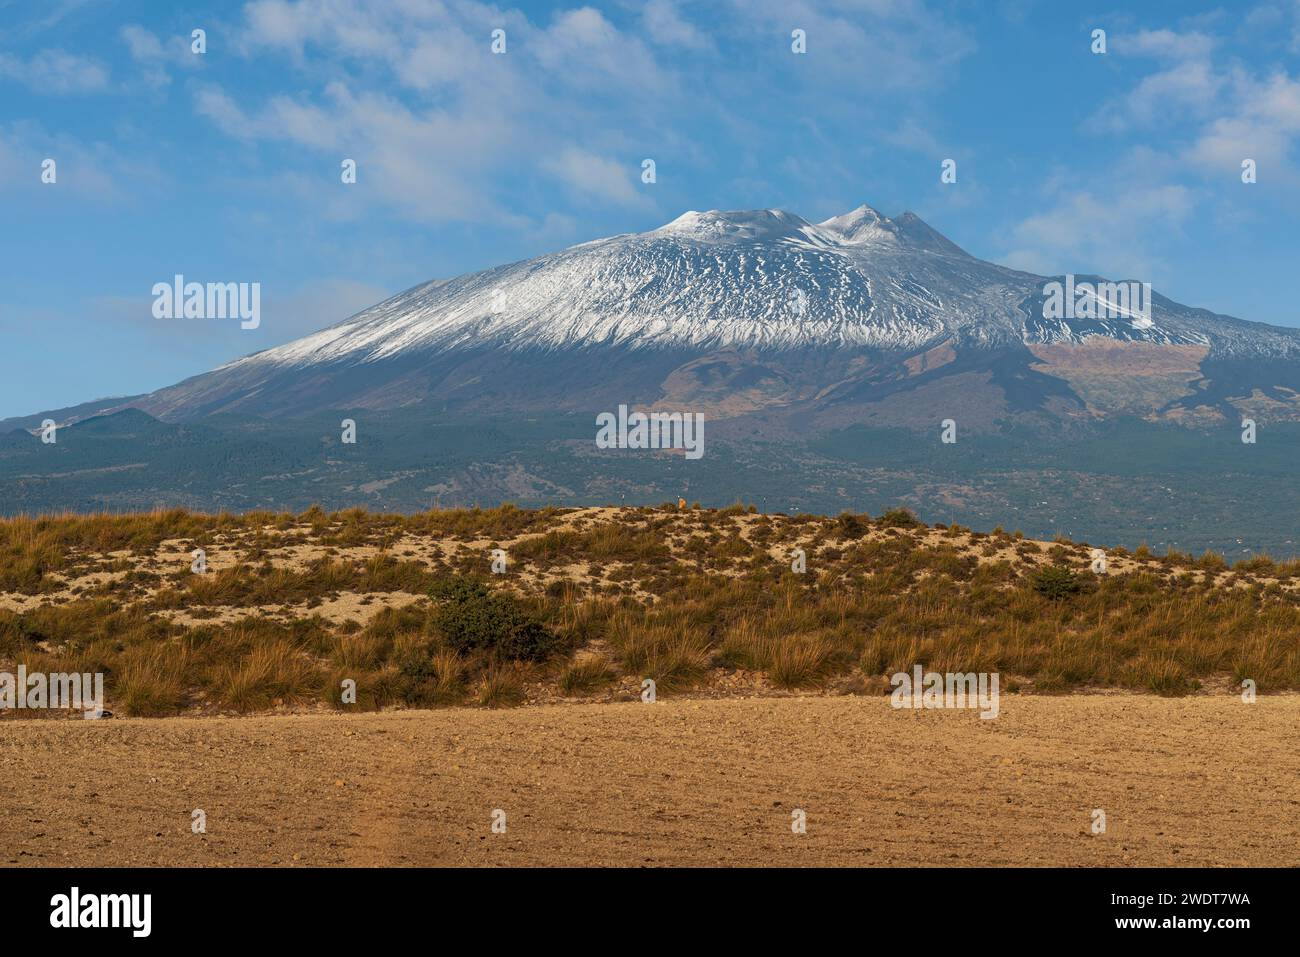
left=120, top=204, right=1300, bottom=428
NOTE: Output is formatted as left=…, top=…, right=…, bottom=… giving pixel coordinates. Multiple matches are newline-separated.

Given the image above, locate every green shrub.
left=835, top=512, right=869, bottom=539
left=429, top=578, right=560, bottom=661
left=1031, top=565, right=1082, bottom=601
left=878, top=507, right=921, bottom=529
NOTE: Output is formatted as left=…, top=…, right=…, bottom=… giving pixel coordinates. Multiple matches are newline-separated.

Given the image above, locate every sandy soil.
left=1, top=695, right=1295, bottom=868
left=4, top=505, right=1249, bottom=622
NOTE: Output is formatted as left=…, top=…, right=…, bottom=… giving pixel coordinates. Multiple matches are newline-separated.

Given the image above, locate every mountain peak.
left=654, top=208, right=821, bottom=244
left=651, top=204, right=970, bottom=256
left=817, top=204, right=896, bottom=244
left=105, top=199, right=1300, bottom=425
left=892, top=210, right=971, bottom=257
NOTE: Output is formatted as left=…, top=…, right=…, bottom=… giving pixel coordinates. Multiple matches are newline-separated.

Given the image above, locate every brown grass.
left=557, top=652, right=617, bottom=695
left=2, top=503, right=1300, bottom=716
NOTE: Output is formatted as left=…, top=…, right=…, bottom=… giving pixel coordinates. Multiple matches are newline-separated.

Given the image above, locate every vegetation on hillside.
left=1, top=503, right=1298, bottom=716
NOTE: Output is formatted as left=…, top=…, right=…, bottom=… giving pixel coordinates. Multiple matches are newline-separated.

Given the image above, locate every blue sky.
left=1, top=0, right=1298, bottom=419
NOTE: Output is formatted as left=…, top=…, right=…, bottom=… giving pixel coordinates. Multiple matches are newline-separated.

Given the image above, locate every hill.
left=2, top=503, right=1297, bottom=719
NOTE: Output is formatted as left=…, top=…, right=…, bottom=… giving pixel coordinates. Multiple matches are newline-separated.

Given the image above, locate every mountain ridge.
left=17, top=204, right=1300, bottom=429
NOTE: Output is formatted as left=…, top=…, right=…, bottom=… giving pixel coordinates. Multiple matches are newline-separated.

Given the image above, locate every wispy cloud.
left=1088, top=22, right=1300, bottom=179
left=641, top=0, right=714, bottom=51
left=0, top=48, right=108, bottom=92
left=1009, top=12, right=1300, bottom=281
left=1188, top=70, right=1300, bottom=176
left=0, top=120, right=139, bottom=199
left=543, top=147, right=648, bottom=207
left=189, top=1, right=681, bottom=227
left=120, top=25, right=204, bottom=89
left=1002, top=182, right=1196, bottom=281
left=725, top=0, right=975, bottom=90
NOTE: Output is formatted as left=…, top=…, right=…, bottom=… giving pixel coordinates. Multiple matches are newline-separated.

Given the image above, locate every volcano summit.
left=72, top=203, right=1300, bottom=433
left=8, top=205, right=1300, bottom=552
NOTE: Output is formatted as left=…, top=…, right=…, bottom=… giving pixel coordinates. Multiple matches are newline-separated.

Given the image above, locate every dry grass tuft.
left=558, top=652, right=617, bottom=695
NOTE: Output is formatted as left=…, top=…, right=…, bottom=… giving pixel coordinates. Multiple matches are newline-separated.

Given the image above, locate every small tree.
left=879, top=507, right=922, bottom=529
left=429, top=578, right=560, bottom=661
left=1031, top=565, right=1082, bottom=600
left=835, top=511, right=868, bottom=539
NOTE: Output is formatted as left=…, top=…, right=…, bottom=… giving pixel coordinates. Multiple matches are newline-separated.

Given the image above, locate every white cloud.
left=120, top=25, right=203, bottom=89
left=1009, top=17, right=1300, bottom=288
left=194, top=87, right=255, bottom=137
left=542, top=147, right=645, bottom=206
left=0, top=48, right=108, bottom=93
left=0, top=0, right=100, bottom=41
left=1188, top=71, right=1300, bottom=174
left=187, top=0, right=679, bottom=228
left=1112, top=28, right=1216, bottom=60
left=1086, top=23, right=1300, bottom=183
left=1002, top=185, right=1196, bottom=281
left=182, top=0, right=974, bottom=233
left=1098, top=59, right=1228, bottom=131
left=240, top=0, right=419, bottom=60
left=882, top=118, right=943, bottom=156
left=195, top=80, right=523, bottom=223
left=0, top=121, right=140, bottom=199
left=725, top=0, right=975, bottom=90
left=532, top=7, right=670, bottom=94
left=641, top=0, right=713, bottom=50
left=1088, top=29, right=1228, bottom=132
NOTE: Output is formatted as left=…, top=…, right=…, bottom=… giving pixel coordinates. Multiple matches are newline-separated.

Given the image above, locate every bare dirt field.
left=2, top=694, right=1296, bottom=867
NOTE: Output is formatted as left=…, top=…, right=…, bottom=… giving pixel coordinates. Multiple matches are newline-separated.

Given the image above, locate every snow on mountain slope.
left=119, top=204, right=1300, bottom=424
left=225, top=204, right=1297, bottom=372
